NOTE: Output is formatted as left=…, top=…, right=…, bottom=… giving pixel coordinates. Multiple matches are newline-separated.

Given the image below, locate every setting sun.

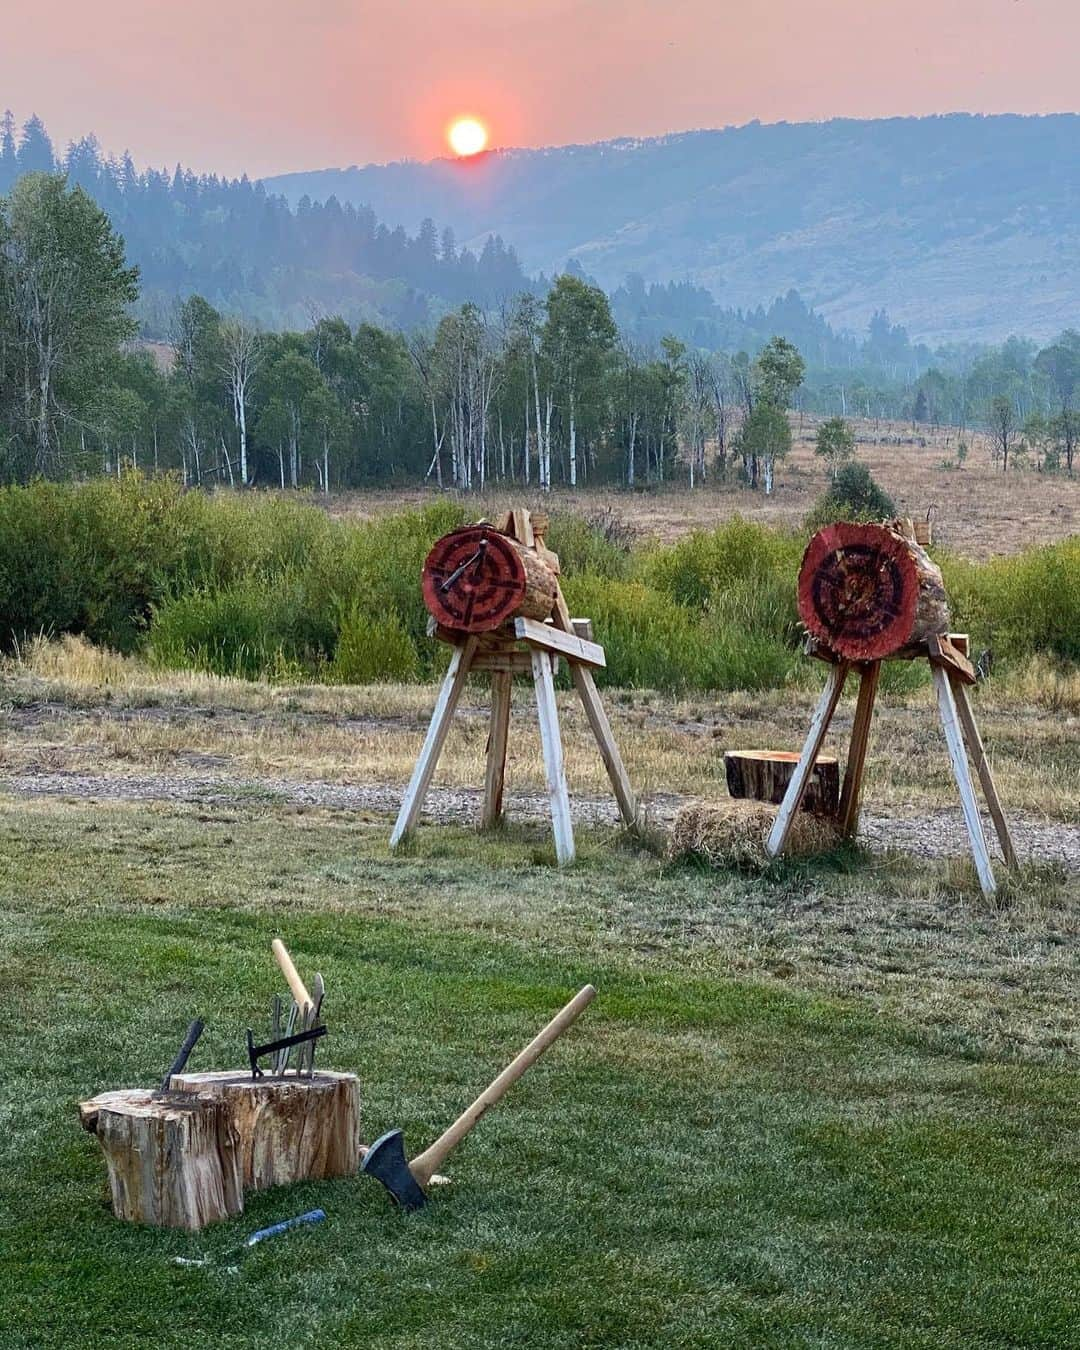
left=447, top=117, right=489, bottom=157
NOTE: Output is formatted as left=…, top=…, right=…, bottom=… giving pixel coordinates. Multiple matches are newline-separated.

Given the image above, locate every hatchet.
left=362, top=984, right=596, bottom=1211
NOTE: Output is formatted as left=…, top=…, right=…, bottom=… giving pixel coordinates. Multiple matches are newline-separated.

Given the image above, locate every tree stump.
left=79, top=1089, right=243, bottom=1230
left=170, top=1070, right=361, bottom=1191
left=725, top=749, right=840, bottom=817
left=798, top=522, right=950, bottom=661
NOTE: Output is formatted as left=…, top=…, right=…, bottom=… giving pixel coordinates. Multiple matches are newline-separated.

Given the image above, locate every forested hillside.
left=269, top=114, right=1080, bottom=344
left=0, top=111, right=531, bottom=333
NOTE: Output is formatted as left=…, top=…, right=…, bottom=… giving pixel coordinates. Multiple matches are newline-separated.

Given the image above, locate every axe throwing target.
left=422, top=525, right=527, bottom=633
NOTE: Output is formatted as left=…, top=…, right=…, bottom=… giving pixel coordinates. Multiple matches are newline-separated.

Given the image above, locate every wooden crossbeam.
left=513, top=617, right=606, bottom=669
left=928, top=634, right=977, bottom=685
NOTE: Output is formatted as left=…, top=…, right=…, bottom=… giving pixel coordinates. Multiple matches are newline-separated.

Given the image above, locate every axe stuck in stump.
left=362, top=984, right=596, bottom=1211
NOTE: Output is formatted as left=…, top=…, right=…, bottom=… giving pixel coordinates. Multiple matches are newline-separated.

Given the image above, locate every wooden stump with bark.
left=422, top=525, right=558, bottom=633
left=79, top=1089, right=243, bottom=1230
left=798, top=521, right=949, bottom=661
left=725, top=749, right=840, bottom=817
left=170, top=1070, right=361, bottom=1191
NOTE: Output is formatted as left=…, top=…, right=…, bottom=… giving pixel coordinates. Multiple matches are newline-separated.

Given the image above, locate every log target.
left=798, top=522, right=948, bottom=661
left=422, top=526, right=527, bottom=633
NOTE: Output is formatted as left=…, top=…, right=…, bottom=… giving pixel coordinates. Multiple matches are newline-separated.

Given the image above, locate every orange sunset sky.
left=2, top=0, right=1078, bottom=177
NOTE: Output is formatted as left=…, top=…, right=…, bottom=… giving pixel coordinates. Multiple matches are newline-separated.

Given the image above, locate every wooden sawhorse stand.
left=390, top=513, right=638, bottom=866
left=766, top=633, right=1017, bottom=897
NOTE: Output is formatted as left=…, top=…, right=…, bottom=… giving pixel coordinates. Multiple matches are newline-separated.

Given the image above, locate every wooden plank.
left=837, top=660, right=881, bottom=837
left=390, top=637, right=479, bottom=848
left=514, top=616, right=606, bottom=669
left=511, top=508, right=535, bottom=548
left=928, top=634, right=976, bottom=686
left=950, top=675, right=1019, bottom=869
left=531, top=647, right=575, bottom=865
left=932, top=665, right=997, bottom=897
left=481, top=672, right=512, bottom=829
left=766, top=662, right=849, bottom=857
left=948, top=633, right=970, bottom=656
left=570, top=618, right=594, bottom=641
left=471, top=652, right=535, bottom=674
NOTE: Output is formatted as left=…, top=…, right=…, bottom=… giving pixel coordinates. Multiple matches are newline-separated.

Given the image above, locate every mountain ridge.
left=266, top=113, right=1080, bottom=343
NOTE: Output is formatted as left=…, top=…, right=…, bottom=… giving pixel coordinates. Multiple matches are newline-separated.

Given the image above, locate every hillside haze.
left=268, top=114, right=1080, bottom=344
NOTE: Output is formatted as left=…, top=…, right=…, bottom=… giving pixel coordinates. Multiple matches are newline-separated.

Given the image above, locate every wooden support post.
left=531, top=647, right=575, bottom=865
left=950, top=675, right=1018, bottom=869
left=766, top=661, right=849, bottom=857
left=481, top=671, right=512, bottom=829
left=570, top=665, right=639, bottom=831
left=932, top=666, right=997, bottom=897
left=390, top=637, right=479, bottom=848
left=547, top=588, right=637, bottom=830
left=837, top=660, right=881, bottom=837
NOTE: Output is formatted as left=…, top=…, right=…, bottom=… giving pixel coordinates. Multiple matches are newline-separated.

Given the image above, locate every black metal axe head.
left=361, top=1129, right=428, bottom=1211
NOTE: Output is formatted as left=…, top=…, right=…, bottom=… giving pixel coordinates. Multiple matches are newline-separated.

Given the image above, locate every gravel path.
left=3, top=766, right=1077, bottom=871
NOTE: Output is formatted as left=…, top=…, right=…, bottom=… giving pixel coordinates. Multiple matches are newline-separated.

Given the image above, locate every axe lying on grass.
left=362, top=984, right=596, bottom=1211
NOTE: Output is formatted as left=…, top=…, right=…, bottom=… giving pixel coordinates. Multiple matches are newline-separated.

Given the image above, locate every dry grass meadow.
left=329, top=416, right=1080, bottom=560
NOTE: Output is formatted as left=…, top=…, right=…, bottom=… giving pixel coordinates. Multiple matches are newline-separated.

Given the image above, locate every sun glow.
left=448, top=117, right=489, bottom=157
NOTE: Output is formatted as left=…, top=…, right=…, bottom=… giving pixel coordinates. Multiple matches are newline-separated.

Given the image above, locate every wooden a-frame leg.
left=932, top=665, right=996, bottom=897
left=837, top=661, right=881, bottom=838
left=481, top=671, right=512, bottom=830
left=549, top=588, right=638, bottom=831
left=531, top=647, right=575, bottom=866
left=390, top=637, right=479, bottom=849
left=766, top=661, right=850, bottom=858
left=570, top=665, right=639, bottom=831
left=950, top=674, right=1018, bottom=869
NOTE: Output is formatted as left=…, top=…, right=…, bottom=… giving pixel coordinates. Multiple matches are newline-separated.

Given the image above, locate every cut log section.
left=422, top=525, right=558, bottom=634
left=79, top=1089, right=243, bottom=1230
left=725, top=749, right=840, bottom=817
left=798, top=522, right=950, bottom=661
left=169, top=1070, right=362, bottom=1191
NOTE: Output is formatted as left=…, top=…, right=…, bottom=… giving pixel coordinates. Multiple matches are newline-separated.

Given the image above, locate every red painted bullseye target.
left=422, top=526, right=527, bottom=633
left=797, top=523, right=921, bottom=661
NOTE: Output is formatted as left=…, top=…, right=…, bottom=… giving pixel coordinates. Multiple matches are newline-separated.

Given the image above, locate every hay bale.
left=670, top=799, right=838, bottom=869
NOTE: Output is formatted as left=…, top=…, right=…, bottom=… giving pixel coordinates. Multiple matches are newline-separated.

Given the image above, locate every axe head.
left=362, top=1129, right=428, bottom=1211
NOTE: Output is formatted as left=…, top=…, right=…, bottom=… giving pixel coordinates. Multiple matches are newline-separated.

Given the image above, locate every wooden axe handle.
left=410, top=984, right=595, bottom=1186
left=271, top=938, right=312, bottom=1013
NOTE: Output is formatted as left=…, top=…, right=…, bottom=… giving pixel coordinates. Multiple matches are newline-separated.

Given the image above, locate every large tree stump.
left=725, top=749, right=840, bottom=817
left=798, top=522, right=950, bottom=661
left=170, top=1070, right=361, bottom=1191
left=79, top=1089, right=243, bottom=1230
left=423, top=525, right=558, bottom=633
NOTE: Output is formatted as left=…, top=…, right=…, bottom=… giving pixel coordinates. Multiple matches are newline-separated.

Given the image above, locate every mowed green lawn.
left=0, top=797, right=1075, bottom=1349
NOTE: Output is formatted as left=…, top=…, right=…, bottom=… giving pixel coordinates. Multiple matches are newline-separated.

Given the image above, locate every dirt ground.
left=328, top=416, right=1079, bottom=559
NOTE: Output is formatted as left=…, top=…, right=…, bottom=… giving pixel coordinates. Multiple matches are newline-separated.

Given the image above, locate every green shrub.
left=149, top=575, right=335, bottom=680
left=642, top=518, right=803, bottom=609
left=805, top=463, right=896, bottom=530
left=327, top=608, right=419, bottom=684
left=545, top=510, right=634, bottom=580
left=1, top=477, right=1076, bottom=690
left=0, top=475, right=195, bottom=651
left=944, top=537, right=1080, bottom=662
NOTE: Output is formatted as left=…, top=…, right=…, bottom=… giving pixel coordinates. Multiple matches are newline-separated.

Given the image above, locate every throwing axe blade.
left=361, top=1129, right=429, bottom=1212
left=361, top=984, right=596, bottom=1211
